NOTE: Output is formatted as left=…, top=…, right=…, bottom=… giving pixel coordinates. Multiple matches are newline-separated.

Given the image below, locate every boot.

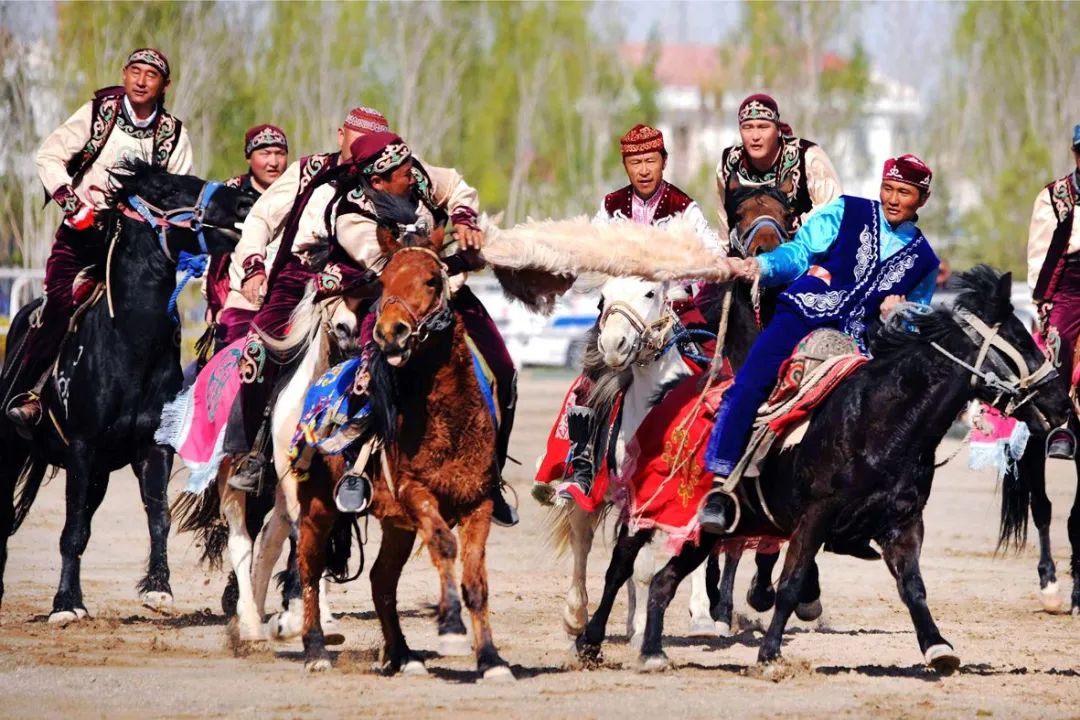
left=1046, top=426, right=1076, bottom=460
left=698, top=482, right=736, bottom=535
left=490, top=479, right=519, bottom=527
left=228, top=451, right=266, bottom=492
left=6, top=392, right=42, bottom=434
left=334, top=471, right=372, bottom=514
left=557, top=406, right=595, bottom=503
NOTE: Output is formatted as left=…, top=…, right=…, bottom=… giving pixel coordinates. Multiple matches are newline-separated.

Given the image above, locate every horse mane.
left=365, top=348, right=398, bottom=444
left=103, top=157, right=188, bottom=210
left=869, top=264, right=1008, bottom=359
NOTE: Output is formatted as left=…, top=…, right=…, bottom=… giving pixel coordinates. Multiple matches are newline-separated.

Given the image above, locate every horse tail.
left=997, top=460, right=1029, bottom=553
left=546, top=501, right=611, bottom=558
left=170, top=486, right=228, bottom=569
left=255, top=280, right=319, bottom=357
left=325, top=513, right=364, bottom=583
left=10, top=458, right=51, bottom=535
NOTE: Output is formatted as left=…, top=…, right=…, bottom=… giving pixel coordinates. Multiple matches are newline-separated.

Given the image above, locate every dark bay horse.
left=577, top=267, right=1070, bottom=673
left=0, top=160, right=252, bottom=621
left=297, top=196, right=512, bottom=680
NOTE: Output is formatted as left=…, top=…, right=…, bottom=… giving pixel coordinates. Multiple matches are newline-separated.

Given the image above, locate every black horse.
left=0, top=160, right=253, bottom=621
left=998, top=424, right=1080, bottom=614
left=577, top=266, right=1071, bottom=674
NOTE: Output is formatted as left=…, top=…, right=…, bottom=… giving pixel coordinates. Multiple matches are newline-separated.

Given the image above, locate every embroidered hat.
left=351, top=132, right=412, bottom=176
left=124, top=48, right=170, bottom=79
left=738, top=93, right=780, bottom=125
left=882, top=153, right=933, bottom=191
left=1072, top=124, right=1080, bottom=150
left=244, top=124, right=288, bottom=158
left=344, top=106, right=390, bottom=134
left=620, top=124, right=665, bottom=158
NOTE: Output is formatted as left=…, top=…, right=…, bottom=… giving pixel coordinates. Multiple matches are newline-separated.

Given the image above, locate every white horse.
left=557, top=277, right=720, bottom=650
left=218, top=285, right=358, bottom=642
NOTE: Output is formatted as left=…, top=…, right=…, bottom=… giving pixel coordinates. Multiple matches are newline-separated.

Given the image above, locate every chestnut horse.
left=298, top=199, right=512, bottom=680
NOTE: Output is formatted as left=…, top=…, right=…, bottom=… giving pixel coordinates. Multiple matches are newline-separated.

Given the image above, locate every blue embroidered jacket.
left=770, top=196, right=939, bottom=345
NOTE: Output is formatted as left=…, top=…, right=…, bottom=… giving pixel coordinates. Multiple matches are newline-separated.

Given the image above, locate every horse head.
left=106, top=158, right=254, bottom=258
left=596, top=276, right=672, bottom=370
left=728, top=185, right=796, bottom=258
left=372, top=193, right=450, bottom=367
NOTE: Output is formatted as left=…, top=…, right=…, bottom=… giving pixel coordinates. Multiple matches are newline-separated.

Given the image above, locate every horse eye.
left=426, top=276, right=441, bottom=289
left=645, top=291, right=655, bottom=299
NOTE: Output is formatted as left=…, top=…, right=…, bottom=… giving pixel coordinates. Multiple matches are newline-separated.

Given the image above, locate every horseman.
left=203, top=124, right=289, bottom=346
left=698, top=154, right=940, bottom=533
left=551, top=123, right=721, bottom=503
left=1028, top=124, right=1080, bottom=459
left=216, top=107, right=389, bottom=351
left=716, top=93, right=842, bottom=255
left=8, top=48, right=193, bottom=429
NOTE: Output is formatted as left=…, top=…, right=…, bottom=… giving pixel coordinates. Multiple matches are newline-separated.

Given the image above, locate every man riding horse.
left=547, top=123, right=721, bottom=503
left=1027, top=123, right=1080, bottom=459
left=204, top=124, right=290, bottom=347
left=716, top=93, right=842, bottom=256
left=215, top=108, right=387, bottom=359
left=8, top=48, right=193, bottom=429
left=699, top=154, right=940, bottom=533
left=228, top=129, right=520, bottom=526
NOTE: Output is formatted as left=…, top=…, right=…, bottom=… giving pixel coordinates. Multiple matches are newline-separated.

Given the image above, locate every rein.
left=377, top=246, right=453, bottom=347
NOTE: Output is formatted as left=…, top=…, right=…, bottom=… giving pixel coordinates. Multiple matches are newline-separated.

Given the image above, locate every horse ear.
left=430, top=225, right=446, bottom=250
left=376, top=224, right=401, bottom=255
left=996, top=271, right=1012, bottom=302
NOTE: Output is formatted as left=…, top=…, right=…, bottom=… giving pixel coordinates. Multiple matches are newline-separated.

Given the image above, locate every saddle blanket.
left=288, top=335, right=499, bottom=482
left=155, top=338, right=246, bottom=493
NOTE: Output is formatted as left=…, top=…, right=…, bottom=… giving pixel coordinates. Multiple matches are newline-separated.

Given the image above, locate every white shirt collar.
left=123, top=95, right=158, bottom=128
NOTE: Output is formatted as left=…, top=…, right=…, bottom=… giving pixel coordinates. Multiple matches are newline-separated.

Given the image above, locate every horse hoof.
left=482, top=664, right=515, bottom=682
left=437, top=633, right=472, bottom=657
left=1039, top=582, right=1063, bottom=613
left=47, top=609, right=86, bottom=625
left=266, top=612, right=302, bottom=641
left=637, top=653, right=670, bottom=673
left=628, top=632, right=644, bottom=651
left=688, top=617, right=718, bottom=637
left=715, top=621, right=731, bottom=637
left=141, top=591, right=174, bottom=614
left=924, top=643, right=960, bottom=675
left=304, top=658, right=332, bottom=673
left=795, top=599, right=823, bottom=622
left=237, top=622, right=266, bottom=642
left=401, top=659, right=428, bottom=676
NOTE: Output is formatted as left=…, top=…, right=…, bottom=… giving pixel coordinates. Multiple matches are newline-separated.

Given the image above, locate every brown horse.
left=297, top=201, right=511, bottom=680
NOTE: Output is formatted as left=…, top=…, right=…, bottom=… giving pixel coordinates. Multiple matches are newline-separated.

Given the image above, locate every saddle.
left=722, top=329, right=868, bottom=490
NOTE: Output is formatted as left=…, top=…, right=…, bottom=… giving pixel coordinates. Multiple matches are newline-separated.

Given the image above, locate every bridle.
left=598, top=297, right=676, bottom=366
left=728, top=185, right=793, bottom=258
left=123, top=180, right=227, bottom=262
left=931, top=308, right=1057, bottom=416
left=377, top=246, right=453, bottom=348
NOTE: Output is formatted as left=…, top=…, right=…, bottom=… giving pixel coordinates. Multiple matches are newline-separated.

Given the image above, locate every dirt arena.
left=2, top=371, right=1079, bottom=719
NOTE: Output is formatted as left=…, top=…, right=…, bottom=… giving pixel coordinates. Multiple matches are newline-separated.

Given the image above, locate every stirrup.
left=334, top=472, right=372, bottom=514
left=228, top=452, right=266, bottom=492
left=6, top=391, right=42, bottom=429
left=1046, top=427, right=1076, bottom=460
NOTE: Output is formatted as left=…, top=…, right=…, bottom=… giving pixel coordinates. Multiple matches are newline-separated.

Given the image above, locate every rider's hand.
left=737, top=257, right=761, bottom=281
left=454, top=224, right=485, bottom=251
left=241, top=273, right=266, bottom=305
left=64, top=204, right=95, bottom=231
left=880, top=294, right=906, bottom=318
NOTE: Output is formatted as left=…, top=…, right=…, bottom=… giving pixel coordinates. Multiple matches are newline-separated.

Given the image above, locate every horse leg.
left=711, top=545, right=742, bottom=635
left=297, top=468, right=337, bottom=672
left=370, top=520, right=425, bottom=675
left=758, top=511, right=830, bottom=665
left=563, top=504, right=596, bottom=642
left=1068, top=460, right=1080, bottom=614
left=0, top=438, right=26, bottom=610
left=255, top=483, right=295, bottom=638
left=628, top=536, right=657, bottom=648
left=746, top=549, right=780, bottom=612
left=131, top=444, right=174, bottom=613
left=459, top=504, right=513, bottom=681
left=687, top=557, right=718, bottom=637
left=50, top=446, right=107, bottom=623
left=637, top=538, right=715, bottom=671
left=219, top=474, right=262, bottom=641
left=795, top=558, right=823, bottom=621
left=880, top=518, right=959, bottom=674
left=575, top=525, right=653, bottom=665
left=1024, top=438, right=1061, bottom=611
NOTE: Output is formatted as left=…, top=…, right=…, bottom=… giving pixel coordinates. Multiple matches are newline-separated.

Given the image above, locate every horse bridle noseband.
left=124, top=180, right=225, bottom=261
left=598, top=298, right=676, bottom=366
left=931, top=308, right=1057, bottom=415
left=377, top=246, right=453, bottom=347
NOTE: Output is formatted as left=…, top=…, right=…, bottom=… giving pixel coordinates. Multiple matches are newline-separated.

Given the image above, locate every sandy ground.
left=2, top=370, right=1079, bottom=720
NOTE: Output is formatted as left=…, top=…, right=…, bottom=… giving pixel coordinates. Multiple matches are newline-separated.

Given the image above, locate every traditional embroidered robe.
left=594, top=181, right=721, bottom=255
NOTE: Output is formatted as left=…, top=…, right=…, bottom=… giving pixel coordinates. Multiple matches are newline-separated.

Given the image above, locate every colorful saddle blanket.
left=288, top=335, right=499, bottom=481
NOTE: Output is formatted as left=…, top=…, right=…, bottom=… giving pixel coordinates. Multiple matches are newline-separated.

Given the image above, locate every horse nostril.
left=393, top=321, right=411, bottom=340
left=334, top=322, right=352, bottom=338
left=616, top=336, right=628, bottom=353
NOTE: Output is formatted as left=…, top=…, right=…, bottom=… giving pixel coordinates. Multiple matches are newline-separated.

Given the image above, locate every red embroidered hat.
left=125, top=48, right=170, bottom=78
left=343, top=106, right=390, bottom=134
left=244, top=124, right=288, bottom=158
left=738, top=93, right=780, bottom=124
left=620, top=124, right=665, bottom=158
left=882, top=153, right=932, bottom=191
left=351, top=132, right=412, bottom=176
